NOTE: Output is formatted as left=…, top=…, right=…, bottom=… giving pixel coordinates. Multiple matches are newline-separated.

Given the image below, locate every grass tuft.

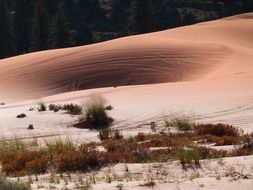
left=0, top=174, right=30, bottom=190
left=166, top=115, right=195, bottom=131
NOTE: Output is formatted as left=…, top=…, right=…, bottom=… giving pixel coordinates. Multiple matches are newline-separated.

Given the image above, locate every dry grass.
left=0, top=174, right=30, bottom=190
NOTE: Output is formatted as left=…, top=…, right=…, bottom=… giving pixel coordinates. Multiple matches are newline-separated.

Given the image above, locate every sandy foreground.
left=0, top=13, right=253, bottom=189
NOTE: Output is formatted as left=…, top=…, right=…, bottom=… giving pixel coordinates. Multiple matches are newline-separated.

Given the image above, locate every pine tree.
left=30, top=0, right=50, bottom=52
left=110, top=0, right=128, bottom=33
left=0, top=0, right=15, bottom=59
left=129, top=0, right=155, bottom=35
left=50, top=7, right=71, bottom=49
left=14, top=0, right=33, bottom=54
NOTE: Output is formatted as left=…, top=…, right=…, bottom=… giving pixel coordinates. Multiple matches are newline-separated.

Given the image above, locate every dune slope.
left=1, top=13, right=253, bottom=101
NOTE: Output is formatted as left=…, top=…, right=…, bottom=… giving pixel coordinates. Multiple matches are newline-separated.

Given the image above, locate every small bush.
left=140, top=181, right=156, bottom=187
left=105, top=105, right=113, bottom=110
left=194, top=124, right=240, bottom=137
left=16, top=113, right=27, bottom=118
left=1, top=151, right=46, bottom=176
left=27, top=124, right=34, bottom=130
left=48, top=104, right=61, bottom=112
left=84, top=95, right=113, bottom=129
left=37, top=103, right=46, bottom=112
left=0, top=175, right=30, bottom=190
left=63, top=103, right=82, bottom=115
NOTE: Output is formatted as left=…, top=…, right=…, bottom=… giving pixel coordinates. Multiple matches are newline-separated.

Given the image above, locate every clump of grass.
left=98, top=129, right=123, bottom=141
left=176, top=146, right=201, bottom=169
left=0, top=174, right=30, bottom=190
left=0, top=138, right=28, bottom=160
left=194, top=123, right=241, bottom=137
left=37, top=102, right=46, bottom=112
left=16, top=113, right=27, bottom=118
left=45, top=138, right=76, bottom=155
left=166, top=115, right=194, bottom=131
left=83, top=95, right=113, bottom=129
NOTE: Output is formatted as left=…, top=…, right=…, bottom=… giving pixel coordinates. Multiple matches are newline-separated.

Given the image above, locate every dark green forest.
left=0, top=0, right=252, bottom=59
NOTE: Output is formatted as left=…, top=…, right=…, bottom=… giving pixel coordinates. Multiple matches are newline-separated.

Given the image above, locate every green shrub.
left=176, top=147, right=201, bottom=168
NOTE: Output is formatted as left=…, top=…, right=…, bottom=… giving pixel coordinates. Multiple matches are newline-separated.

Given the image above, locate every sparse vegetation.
left=0, top=122, right=252, bottom=177
left=0, top=174, right=30, bottom=190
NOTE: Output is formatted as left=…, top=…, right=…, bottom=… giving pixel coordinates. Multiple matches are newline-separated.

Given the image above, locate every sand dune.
left=1, top=13, right=252, bottom=102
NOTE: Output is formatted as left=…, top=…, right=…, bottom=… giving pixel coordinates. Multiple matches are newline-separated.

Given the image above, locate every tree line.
left=0, top=0, right=252, bottom=59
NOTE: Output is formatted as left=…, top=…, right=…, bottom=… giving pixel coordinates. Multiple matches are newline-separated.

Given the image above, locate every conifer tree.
left=14, top=0, right=33, bottom=54
left=30, top=0, right=49, bottom=52
left=50, top=7, right=71, bottom=49
left=129, top=0, right=155, bottom=35
left=110, top=0, right=127, bottom=33
left=0, top=0, right=15, bottom=59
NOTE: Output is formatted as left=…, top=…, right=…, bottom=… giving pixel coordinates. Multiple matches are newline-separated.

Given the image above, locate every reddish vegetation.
left=194, top=123, right=241, bottom=137
left=0, top=125, right=252, bottom=176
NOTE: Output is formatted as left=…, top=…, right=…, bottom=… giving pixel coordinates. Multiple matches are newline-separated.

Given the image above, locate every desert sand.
left=0, top=13, right=253, bottom=190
